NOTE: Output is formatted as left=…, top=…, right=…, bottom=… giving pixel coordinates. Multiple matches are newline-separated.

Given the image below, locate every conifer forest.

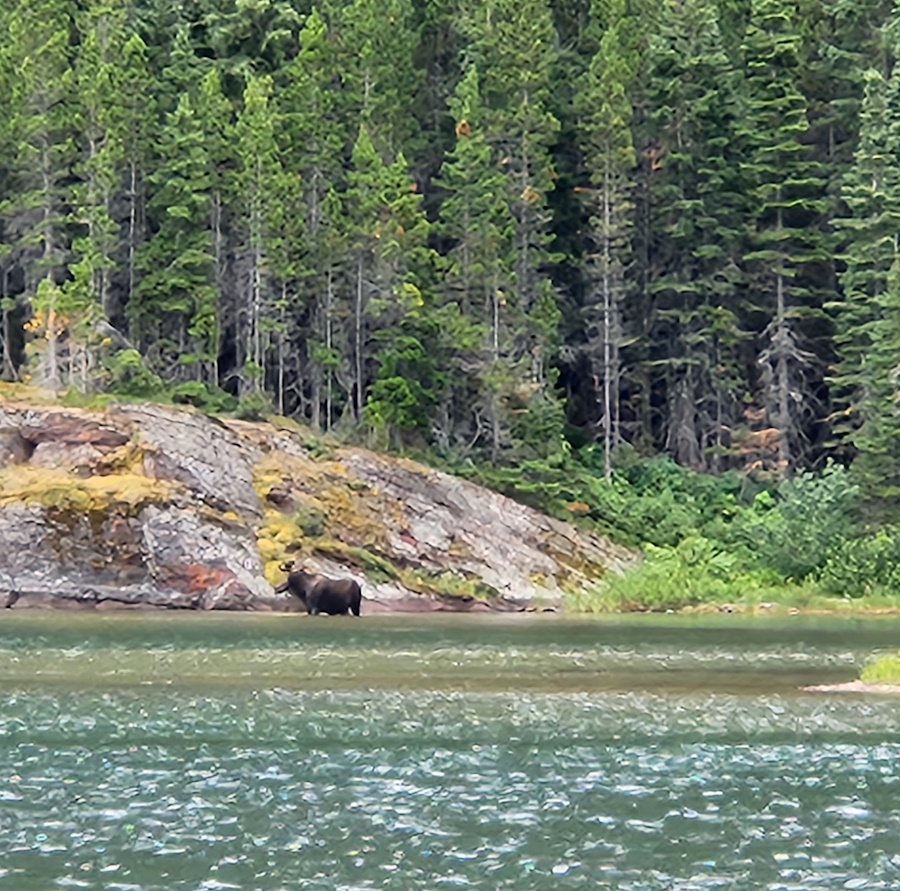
left=2, top=0, right=899, bottom=504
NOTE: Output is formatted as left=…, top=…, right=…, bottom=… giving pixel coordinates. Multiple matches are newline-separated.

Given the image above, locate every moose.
left=275, top=562, right=362, bottom=616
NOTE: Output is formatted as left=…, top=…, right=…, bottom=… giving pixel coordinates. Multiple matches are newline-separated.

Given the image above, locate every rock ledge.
left=0, top=398, right=636, bottom=611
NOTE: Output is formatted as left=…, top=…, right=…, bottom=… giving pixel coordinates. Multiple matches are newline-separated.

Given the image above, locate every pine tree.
left=278, top=7, right=345, bottom=426
left=234, top=74, right=284, bottom=397
left=324, top=0, right=422, bottom=156
left=345, top=124, right=432, bottom=426
left=462, top=0, right=559, bottom=316
left=203, top=0, right=302, bottom=77
left=435, top=66, right=516, bottom=455
left=66, top=0, right=129, bottom=391
left=195, top=68, right=235, bottom=390
left=644, top=0, right=745, bottom=471
left=576, top=0, right=635, bottom=478
left=2, top=0, right=77, bottom=390
left=133, top=94, right=216, bottom=381
left=833, top=50, right=900, bottom=506
left=362, top=151, right=434, bottom=446
left=738, top=0, right=828, bottom=472
left=119, top=31, right=154, bottom=320
left=458, top=0, right=566, bottom=460
left=345, top=125, right=384, bottom=421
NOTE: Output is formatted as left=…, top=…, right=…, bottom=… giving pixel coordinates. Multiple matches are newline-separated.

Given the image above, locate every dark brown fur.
left=275, top=568, right=362, bottom=616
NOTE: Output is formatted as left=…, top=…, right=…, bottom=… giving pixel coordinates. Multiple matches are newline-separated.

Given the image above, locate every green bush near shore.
left=450, top=448, right=900, bottom=613
left=861, top=653, right=900, bottom=684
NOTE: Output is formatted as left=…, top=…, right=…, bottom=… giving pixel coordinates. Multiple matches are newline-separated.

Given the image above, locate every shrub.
left=818, top=526, right=900, bottom=598
left=572, top=536, right=743, bottom=612
left=733, top=463, right=859, bottom=582
left=104, top=349, right=165, bottom=399
left=234, top=391, right=271, bottom=421
left=861, top=652, right=900, bottom=684
left=171, top=381, right=238, bottom=413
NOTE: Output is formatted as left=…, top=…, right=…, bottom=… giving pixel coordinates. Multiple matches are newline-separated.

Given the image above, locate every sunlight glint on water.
left=1, top=612, right=900, bottom=889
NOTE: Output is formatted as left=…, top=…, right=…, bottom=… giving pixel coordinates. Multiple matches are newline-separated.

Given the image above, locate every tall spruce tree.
left=833, top=48, right=900, bottom=507
left=436, top=65, right=516, bottom=456
left=345, top=124, right=432, bottom=426
left=644, top=0, right=744, bottom=471
left=195, top=68, right=235, bottom=390
left=325, top=0, right=422, bottom=156
left=738, top=0, right=828, bottom=472
left=362, top=152, right=434, bottom=446
left=119, top=31, right=154, bottom=324
left=2, top=0, right=79, bottom=390
left=576, top=0, right=635, bottom=478
left=67, top=0, right=129, bottom=389
left=458, top=0, right=566, bottom=460
left=278, top=7, right=345, bottom=426
left=234, top=74, right=284, bottom=398
left=133, top=93, right=216, bottom=381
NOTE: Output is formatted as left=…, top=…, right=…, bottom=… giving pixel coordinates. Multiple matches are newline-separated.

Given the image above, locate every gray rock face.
left=338, top=450, right=635, bottom=609
left=0, top=399, right=635, bottom=611
left=0, top=403, right=285, bottom=610
left=123, top=404, right=262, bottom=518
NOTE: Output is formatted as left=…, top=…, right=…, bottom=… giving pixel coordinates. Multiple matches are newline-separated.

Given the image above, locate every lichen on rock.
left=0, top=398, right=636, bottom=611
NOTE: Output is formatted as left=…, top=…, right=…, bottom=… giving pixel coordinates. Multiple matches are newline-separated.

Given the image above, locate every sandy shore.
left=801, top=680, right=900, bottom=694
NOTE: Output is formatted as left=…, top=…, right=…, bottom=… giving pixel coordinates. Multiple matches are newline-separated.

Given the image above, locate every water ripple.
left=3, top=615, right=900, bottom=889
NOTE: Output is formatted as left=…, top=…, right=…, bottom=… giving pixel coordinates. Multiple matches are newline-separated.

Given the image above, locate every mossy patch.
left=396, top=567, right=500, bottom=601
left=861, top=652, right=900, bottom=684
left=307, top=537, right=401, bottom=582
left=0, top=382, right=59, bottom=405
left=251, top=451, right=391, bottom=556
left=0, top=465, right=177, bottom=515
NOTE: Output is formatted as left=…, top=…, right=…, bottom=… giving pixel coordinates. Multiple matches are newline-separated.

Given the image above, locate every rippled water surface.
left=2, top=612, right=900, bottom=889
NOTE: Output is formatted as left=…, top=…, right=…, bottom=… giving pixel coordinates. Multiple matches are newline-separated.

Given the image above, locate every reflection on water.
left=1, top=612, right=900, bottom=889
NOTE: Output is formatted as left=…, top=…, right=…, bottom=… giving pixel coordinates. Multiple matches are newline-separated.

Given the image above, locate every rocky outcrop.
left=0, top=395, right=636, bottom=611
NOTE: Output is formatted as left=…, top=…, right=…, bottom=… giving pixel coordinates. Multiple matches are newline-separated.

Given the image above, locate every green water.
left=1, top=613, right=900, bottom=890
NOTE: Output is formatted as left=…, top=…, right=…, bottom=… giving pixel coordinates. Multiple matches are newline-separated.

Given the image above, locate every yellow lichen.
left=257, top=538, right=285, bottom=563
left=0, top=382, right=60, bottom=405
left=250, top=450, right=391, bottom=559
left=254, top=504, right=305, bottom=572
left=0, top=466, right=177, bottom=514
left=265, top=559, right=287, bottom=587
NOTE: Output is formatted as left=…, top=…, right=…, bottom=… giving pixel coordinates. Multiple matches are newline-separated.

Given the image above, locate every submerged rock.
left=0, top=397, right=635, bottom=611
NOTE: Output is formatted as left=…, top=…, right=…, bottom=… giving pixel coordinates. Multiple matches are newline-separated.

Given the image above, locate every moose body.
left=276, top=568, right=362, bottom=616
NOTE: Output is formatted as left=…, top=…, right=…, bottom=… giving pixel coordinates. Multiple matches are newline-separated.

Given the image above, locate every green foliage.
left=103, top=348, right=165, bottom=398
left=861, top=652, right=900, bottom=683
left=293, top=502, right=325, bottom=538
left=570, top=536, right=745, bottom=612
left=234, top=391, right=272, bottom=422
left=733, top=463, right=859, bottom=581
left=818, top=526, right=900, bottom=598
left=171, top=381, right=237, bottom=413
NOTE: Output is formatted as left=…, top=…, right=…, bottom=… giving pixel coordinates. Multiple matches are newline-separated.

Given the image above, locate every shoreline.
left=802, top=680, right=900, bottom=695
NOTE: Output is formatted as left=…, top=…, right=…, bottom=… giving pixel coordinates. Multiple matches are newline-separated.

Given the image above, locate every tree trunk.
left=354, top=254, right=365, bottom=420
left=775, top=269, right=790, bottom=469
left=212, top=190, right=224, bottom=388
left=325, top=267, right=334, bottom=432
left=127, top=160, right=138, bottom=330
left=41, top=137, right=59, bottom=392
left=601, top=162, right=613, bottom=481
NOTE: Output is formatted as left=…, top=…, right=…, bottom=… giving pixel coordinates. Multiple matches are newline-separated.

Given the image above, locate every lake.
left=1, top=612, right=900, bottom=889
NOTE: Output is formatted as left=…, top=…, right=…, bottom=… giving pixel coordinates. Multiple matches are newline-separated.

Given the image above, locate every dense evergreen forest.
left=3, top=0, right=900, bottom=523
